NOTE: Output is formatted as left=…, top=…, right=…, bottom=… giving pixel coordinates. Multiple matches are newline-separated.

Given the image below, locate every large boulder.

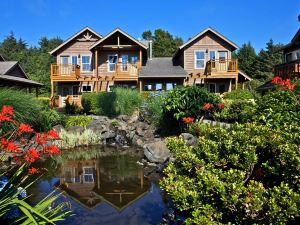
left=52, top=124, right=64, bottom=133
left=87, top=117, right=110, bottom=134
left=144, top=141, right=170, bottom=163
left=67, top=126, right=85, bottom=134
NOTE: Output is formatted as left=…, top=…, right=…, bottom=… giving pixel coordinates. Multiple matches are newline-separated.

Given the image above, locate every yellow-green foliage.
left=65, top=116, right=93, bottom=128
left=55, top=129, right=100, bottom=149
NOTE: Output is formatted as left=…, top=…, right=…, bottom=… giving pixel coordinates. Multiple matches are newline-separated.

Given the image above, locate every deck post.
left=229, top=79, right=232, bottom=92
left=139, top=80, right=142, bottom=92
left=139, top=49, right=142, bottom=69
left=51, top=81, right=54, bottom=97
left=235, top=75, right=238, bottom=90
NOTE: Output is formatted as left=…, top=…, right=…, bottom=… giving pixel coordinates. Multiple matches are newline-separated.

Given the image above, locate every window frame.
left=81, top=55, right=92, bottom=72
left=194, top=50, right=206, bottom=69
left=82, top=166, right=94, bottom=183
left=218, top=51, right=228, bottom=61
left=82, top=84, right=92, bottom=93
left=108, top=54, right=118, bottom=72
left=60, top=55, right=70, bottom=65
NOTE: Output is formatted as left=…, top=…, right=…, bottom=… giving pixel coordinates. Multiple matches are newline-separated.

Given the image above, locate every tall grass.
left=0, top=88, right=42, bottom=128
left=82, top=88, right=142, bottom=117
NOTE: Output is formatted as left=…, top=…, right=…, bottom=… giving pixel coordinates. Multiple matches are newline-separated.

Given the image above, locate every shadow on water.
left=27, top=146, right=169, bottom=225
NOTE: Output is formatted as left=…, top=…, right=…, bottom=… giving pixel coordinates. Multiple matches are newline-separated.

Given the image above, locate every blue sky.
left=1, top=0, right=299, bottom=52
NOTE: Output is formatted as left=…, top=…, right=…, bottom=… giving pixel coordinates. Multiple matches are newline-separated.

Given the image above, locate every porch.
left=274, top=60, right=300, bottom=79
left=206, top=59, right=238, bottom=76
left=50, top=95, right=82, bottom=108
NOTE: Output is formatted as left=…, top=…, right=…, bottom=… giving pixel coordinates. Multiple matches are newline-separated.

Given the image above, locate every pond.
left=27, top=146, right=169, bottom=225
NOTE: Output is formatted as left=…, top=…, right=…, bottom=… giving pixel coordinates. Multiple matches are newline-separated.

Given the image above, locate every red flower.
left=43, top=145, right=60, bottom=155
left=0, top=113, right=14, bottom=122
left=272, top=76, right=296, bottom=91
left=35, top=133, right=48, bottom=145
left=203, top=103, right=214, bottom=111
left=24, top=148, right=40, bottom=163
left=1, top=138, right=20, bottom=153
left=47, top=130, right=60, bottom=139
left=1, top=105, right=13, bottom=116
left=271, top=76, right=283, bottom=85
left=218, top=103, right=225, bottom=109
left=28, top=167, right=39, bottom=175
left=182, top=117, right=195, bottom=124
left=18, top=123, right=34, bottom=134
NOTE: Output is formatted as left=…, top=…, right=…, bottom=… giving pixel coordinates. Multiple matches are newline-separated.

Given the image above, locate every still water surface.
left=28, top=147, right=168, bottom=225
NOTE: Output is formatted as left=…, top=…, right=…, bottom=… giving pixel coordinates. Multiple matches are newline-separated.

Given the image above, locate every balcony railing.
left=206, top=59, right=238, bottom=75
left=112, top=62, right=139, bottom=80
left=51, top=64, right=81, bottom=80
left=274, top=60, right=300, bottom=79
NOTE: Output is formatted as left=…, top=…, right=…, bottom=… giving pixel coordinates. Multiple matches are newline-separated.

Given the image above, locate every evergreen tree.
left=236, top=42, right=259, bottom=78
left=142, top=29, right=183, bottom=57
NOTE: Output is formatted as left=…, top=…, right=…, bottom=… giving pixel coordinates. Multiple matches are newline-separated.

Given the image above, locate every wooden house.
left=49, top=27, right=251, bottom=107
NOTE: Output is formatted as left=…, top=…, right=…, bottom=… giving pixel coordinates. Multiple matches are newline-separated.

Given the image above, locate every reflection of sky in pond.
left=27, top=148, right=168, bottom=225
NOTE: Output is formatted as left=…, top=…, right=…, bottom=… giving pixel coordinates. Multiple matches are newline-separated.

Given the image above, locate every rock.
left=101, top=130, right=116, bottom=140
left=116, top=115, right=130, bottom=122
left=52, top=124, right=64, bottom=133
left=67, top=126, right=84, bottom=134
left=135, top=121, right=149, bottom=130
left=87, top=118, right=110, bottom=133
left=136, top=127, right=144, bottom=136
left=144, top=140, right=170, bottom=163
left=180, top=133, right=198, bottom=146
left=115, top=134, right=127, bottom=145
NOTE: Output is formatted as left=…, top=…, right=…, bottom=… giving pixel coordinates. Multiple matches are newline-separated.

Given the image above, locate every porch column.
left=235, top=75, right=238, bottom=90
left=139, top=49, right=142, bottom=69
left=139, top=80, right=143, bottom=92
left=51, top=81, right=54, bottom=97
left=242, top=82, right=245, bottom=90
left=95, top=49, right=99, bottom=93
left=229, top=79, right=232, bottom=92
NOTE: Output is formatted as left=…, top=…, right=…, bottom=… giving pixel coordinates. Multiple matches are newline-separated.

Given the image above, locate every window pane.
left=218, top=51, right=228, bottom=60
left=130, top=56, right=138, bottom=64
left=196, top=51, right=204, bottom=59
left=197, top=60, right=204, bottom=68
left=121, top=55, right=128, bottom=64
left=156, top=83, right=162, bottom=91
left=82, top=56, right=90, bottom=63
left=209, top=51, right=215, bottom=60
left=61, top=56, right=69, bottom=65
left=72, top=56, right=77, bottom=65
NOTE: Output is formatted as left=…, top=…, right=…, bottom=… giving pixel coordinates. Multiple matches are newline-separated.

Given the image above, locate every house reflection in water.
left=58, top=154, right=150, bottom=211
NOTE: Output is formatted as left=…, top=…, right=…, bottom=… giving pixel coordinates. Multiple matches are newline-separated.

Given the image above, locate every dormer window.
left=195, top=51, right=205, bottom=69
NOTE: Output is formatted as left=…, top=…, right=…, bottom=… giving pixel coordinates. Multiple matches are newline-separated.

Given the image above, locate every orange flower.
left=28, top=167, right=39, bottom=175
left=1, top=138, right=20, bottom=153
left=18, top=123, right=34, bottom=134
left=182, top=116, right=195, bottom=124
left=24, top=148, right=40, bottom=163
left=47, top=130, right=60, bottom=139
left=1, top=105, right=13, bottom=116
left=35, top=133, right=48, bottom=145
left=43, top=145, right=60, bottom=154
left=218, top=103, right=225, bottom=109
left=203, top=103, right=214, bottom=111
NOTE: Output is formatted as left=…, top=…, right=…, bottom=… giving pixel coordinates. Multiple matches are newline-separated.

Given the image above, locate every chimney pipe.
left=298, top=14, right=300, bottom=21
left=149, top=40, right=153, bottom=60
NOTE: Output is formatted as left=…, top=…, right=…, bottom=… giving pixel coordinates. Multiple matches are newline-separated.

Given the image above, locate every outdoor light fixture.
left=78, top=54, right=81, bottom=58
left=206, top=49, right=209, bottom=53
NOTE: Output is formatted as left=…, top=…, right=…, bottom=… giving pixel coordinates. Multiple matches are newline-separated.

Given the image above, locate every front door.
left=61, top=87, right=70, bottom=107
left=218, top=51, right=228, bottom=71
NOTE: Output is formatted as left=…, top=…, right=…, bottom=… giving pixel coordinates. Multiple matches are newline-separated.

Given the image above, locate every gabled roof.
left=0, top=61, right=29, bottom=79
left=89, top=28, right=148, bottom=50
left=178, top=27, right=239, bottom=50
left=140, top=58, right=187, bottom=78
left=291, top=28, right=300, bottom=43
left=0, top=54, right=5, bottom=61
left=238, top=70, right=252, bottom=81
left=50, top=27, right=102, bottom=55
left=0, top=75, right=43, bottom=86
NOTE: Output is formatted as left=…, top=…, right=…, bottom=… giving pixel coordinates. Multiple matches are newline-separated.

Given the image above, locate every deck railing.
left=206, top=59, right=238, bottom=75
left=51, top=64, right=81, bottom=80
left=274, top=60, right=300, bottom=79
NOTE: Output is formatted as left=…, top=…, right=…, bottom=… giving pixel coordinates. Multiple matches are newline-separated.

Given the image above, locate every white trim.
left=89, top=28, right=148, bottom=50
left=209, top=50, right=216, bottom=60
left=178, top=27, right=239, bottom=50
left=217, top=50, right=228, bottom=60
left=194, top=50, right=206, bottom=69
left=81, top=55, right=92, bottom=72
left=50, top=27, right=102, bottom=55
left=82, top=166, right=94, bottom=183
left=60, top=55, right=70, bottom=64
left=108, top=54, right=118, bottom=72
left=81, top=84, right=92, bottom=92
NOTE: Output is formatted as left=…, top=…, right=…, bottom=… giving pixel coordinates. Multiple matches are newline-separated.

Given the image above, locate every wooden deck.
left=274, top=60, right=300, bottom=79
left=50, top=63, right=139, bottom=81
left=206, top=59, right=238, bottom=76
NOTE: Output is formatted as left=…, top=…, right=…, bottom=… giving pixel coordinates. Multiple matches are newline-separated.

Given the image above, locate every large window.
left=81, top=55, right=91, bottom=72
left=71, top=56, right=78, bottom=65
left=83, top=167, right=94, bottom=183
left=218, top=51, right=228, bottom=61
left=121, top=55, right=128, bottom=71
left=195, top=51, right=205, bottom=69
left=108, top=55, right=118, bottom=72
left=130, top=56, right=138, bottom=64
left=60, top=56, right=69, bottom=65
left=209, top=51, right=216, bottom=60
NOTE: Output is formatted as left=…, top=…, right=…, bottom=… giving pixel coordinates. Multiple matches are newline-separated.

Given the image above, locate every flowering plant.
left=182, top=116, right=195, bottom=124
left=271, top=76, right=296, bottom=91
left=0, top=105, right=60, bottom=174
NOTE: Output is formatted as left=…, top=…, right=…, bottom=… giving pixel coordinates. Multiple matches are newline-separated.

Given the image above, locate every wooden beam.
left=229, top=79, right=232, bottom=92
left=139, top=49, right=142, bottom=69
left=235, top=75, right=238, bottom=90
left=51, top=81, right=54, bottom=97
left=139, top=80, right=142, bottom=92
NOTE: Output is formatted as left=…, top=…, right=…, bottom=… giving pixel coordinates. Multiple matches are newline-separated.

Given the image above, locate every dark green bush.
left=141, top=93, right=165, bottom=126
left=161, top=123, right=300, bottom=224
left=224, top=89, right=254, bottom=100
left=163, top=86, right=221, bottom=120
left=65, top=101, right=81, bottom=115
left=39, top=109, right=65, bottom=131
left=82, top=88, right=141, bottom=117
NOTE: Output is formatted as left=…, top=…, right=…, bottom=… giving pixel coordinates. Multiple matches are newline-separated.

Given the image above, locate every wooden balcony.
left=113, top=62, right=140, bottom=81
left=206, top=59, right=238, bottom=76
left=274, top=60, right=300, bottom=79
left=51, top=64, right=81, bottom=81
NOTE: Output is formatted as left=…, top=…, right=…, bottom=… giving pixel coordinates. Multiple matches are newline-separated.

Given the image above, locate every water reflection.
left=59, top=154, right=149, bottom=210
left=29, top=147, right=167, bottom=225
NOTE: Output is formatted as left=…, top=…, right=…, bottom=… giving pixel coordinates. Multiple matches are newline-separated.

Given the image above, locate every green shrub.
left=0, top=88, right=42, bottom=129
left=65, top=101, right=81, bottom=115
left=214, top=100, right=256, bottom=123
left=163, top=86, right=221, bottom=120
left=39, top=109, right=65, bottom=131
left=82, top=88, right=142, bottom=117
left=37, top=97, right=50, bottom=108
left=224, top=89, right=254, bottom=100
left=141, top=93, right=165, bottom=126
left=65, top=116, right=93, bottom=128
left=161, top=123, right=300, bottom=224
